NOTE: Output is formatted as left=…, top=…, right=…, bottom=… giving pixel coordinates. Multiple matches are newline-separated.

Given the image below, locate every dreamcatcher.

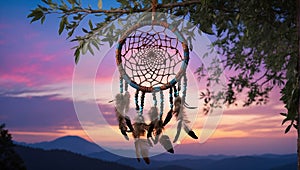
left=114, top=19, right=198, bottom=164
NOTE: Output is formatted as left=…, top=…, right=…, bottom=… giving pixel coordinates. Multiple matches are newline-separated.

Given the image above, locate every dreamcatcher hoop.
left=116, top=20, right=189, bottom=93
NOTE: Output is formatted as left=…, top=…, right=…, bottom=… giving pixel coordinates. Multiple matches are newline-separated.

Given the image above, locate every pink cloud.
left=0, top=33, right=74, bottom=88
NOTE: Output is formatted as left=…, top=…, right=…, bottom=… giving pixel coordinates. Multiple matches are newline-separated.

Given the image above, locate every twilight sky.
left=0, top=0, right=297, bottom=156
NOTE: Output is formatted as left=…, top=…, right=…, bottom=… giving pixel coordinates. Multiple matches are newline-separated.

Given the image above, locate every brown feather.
left=159, top=135, right=174, bottom=153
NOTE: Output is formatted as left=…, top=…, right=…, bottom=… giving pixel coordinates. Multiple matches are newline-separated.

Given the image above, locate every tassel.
left=159, top=135, right=174, bottom=154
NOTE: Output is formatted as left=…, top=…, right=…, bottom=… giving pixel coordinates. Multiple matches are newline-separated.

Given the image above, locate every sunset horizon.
left=0, top=0, right=297, bottom=160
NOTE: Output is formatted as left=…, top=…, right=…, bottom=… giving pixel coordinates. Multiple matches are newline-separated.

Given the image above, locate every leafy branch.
left=28, top=0, right=298, bottom=135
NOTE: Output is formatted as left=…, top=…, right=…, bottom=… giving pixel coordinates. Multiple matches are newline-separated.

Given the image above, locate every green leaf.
left=67, top=0, right=76, bottom=5
left=59, top=16, right=67, bottom=35
left=279, top=113, right=287, bottom=117
left=88, top=44, right=94, bottom=55
left=29, top=10, right=44, bottom=23
left=88, top=20, right=93, bottom=30
left=281, top=118, right=288, bottom=125
left=284, top=124, right=292, bottom=133
left=235, top=14, right=240, bottom=21
left=27, top=10, right=36, bottom=18
left=67, top=29, right=75, bottom=39
left=41, top=16, right=46, bottom=24
left=74, top=48, right=80, bottom=64
left=37, top=5, right=48, bottom=11
left=91, top=39, right=100, bottom=50
left=82, top=28, right=88, bottom=33
left=82, top=42, right=88, bottom=54
left=293, top=124, right=297, bottom=129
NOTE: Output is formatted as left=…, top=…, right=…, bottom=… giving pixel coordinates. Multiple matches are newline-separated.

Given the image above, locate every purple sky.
left=0, top=0, right=297, bottom=155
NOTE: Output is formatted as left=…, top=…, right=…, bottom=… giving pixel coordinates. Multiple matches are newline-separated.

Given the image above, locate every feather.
left=115, top=93, right=125, bottom=114
left=172, top=96, right=197, bottom=141
left=123, top=91, right=130, bottom=113
left=125, top=116, right=134, bottom=132
left=159, top=135, right=174, bottom=154
left=153, top=134, right=159, bottom=144
left=173, top=120, right=182, bottom=143
left=115, top=93, right=133, bottom=140
left=121, top=130, right=129, bottom=140
left=134, top=140, right=141, bottom=162
left=162, top=109, right=173, bottom=126
left=147, top=122, right=155, bottom=138
left=115, top=107, right=128, bottom=140
left=148, top=107, right=158, bottom=121
left=147, top=138, right=153, bottom=147
left=140, top=139, right=150, bottom=164
left=184, top=102, right=197, bottom=109
left=183, top=123, right=198, bottom=139
left=173, top=96, right=182, bottom=118
left=154, top=119, right=163, bottom=136
left=133, top=116, right=146, bottom=138
left=147, top=107, right=159, bottom=138
left=134, top=139, right=150, bottom=164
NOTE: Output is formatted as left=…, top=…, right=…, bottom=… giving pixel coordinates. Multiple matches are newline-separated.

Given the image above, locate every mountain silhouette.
left=16, top=135, right=297, bottom=170
left=14, top=145, right=133, bottom=170
left=25, top=135, right=103, bottom=155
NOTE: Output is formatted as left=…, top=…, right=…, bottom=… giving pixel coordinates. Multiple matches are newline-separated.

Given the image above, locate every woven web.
left=121, top=26, right=184, bottom=87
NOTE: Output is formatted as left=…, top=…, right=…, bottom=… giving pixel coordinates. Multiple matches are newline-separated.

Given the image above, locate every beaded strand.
left=182, top=73, right=187, bottom=104
left=152, top=92, right=157, bottom=107
left=135, top=90, right=139, bottom=112
left=140, top=92, right=146, bottom=115
left=119, top=76, right=124, bottom=94
left=169, top=87, right=173, bottom=108
left=159, top=90, right=164, bottom=119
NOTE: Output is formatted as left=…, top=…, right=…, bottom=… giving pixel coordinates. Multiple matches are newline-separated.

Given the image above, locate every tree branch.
left=63, top=0, right=203, bottom=14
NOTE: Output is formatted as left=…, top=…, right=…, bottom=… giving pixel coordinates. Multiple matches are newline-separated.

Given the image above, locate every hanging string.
left=151, top=0, right=157, bottom=21
left=159, top=90, right=164, bottom=119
